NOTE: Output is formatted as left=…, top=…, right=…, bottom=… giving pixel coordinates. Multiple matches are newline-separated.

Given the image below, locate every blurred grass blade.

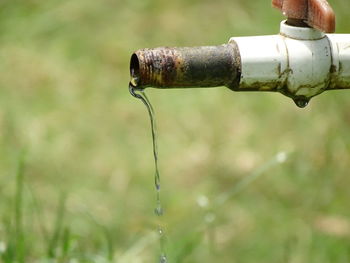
left=84, top=211, right=115, bottom=261
left=47, top=192, right=67, bottom=258
left=14, top=150, right=26, bottom=263
left=59, top=226, right=71, bottom=263
left=118, top=232, right=157, bottom=263
left=2, top=218, right=14, bottom=262
left=27, top=184, right=49, bottom=243
left=216, top=152, right=288, bottom=205
left=171, top=231, right=203, bottom=263
left=103, top=227, right=114, bottom=262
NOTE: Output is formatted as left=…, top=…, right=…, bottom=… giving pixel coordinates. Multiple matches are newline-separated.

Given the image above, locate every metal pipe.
left=129, top=20, right=350, bottom=107
left=130, top=44, right=241, bottom=90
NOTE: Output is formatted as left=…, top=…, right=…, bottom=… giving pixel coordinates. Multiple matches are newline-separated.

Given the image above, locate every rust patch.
left=130, top=44, right=241, bottom=89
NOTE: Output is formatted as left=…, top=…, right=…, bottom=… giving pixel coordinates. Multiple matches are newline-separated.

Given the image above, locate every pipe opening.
left=130, top=53, right=140, bottom=87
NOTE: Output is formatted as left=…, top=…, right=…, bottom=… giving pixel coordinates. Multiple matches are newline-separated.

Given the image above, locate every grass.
left=1, top=0, right=350, bottom=262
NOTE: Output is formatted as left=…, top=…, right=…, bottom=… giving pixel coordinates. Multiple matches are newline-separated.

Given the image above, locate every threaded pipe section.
left=130, top=43, right=241, bottom=90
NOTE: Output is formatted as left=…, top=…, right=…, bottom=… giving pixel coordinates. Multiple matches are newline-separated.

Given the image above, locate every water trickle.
left=293, top=96, right=309, bottom=108
left=129, top=82, right=168, bottom=263
left=158, top=226, right=167, bottom=263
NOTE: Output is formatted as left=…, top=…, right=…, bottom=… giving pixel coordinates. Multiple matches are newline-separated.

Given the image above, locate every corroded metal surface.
left=130, top=44, right=241, bottom=90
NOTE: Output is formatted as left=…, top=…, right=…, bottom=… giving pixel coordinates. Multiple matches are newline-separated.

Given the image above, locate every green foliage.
left=0, top=0, right=350, bottom=262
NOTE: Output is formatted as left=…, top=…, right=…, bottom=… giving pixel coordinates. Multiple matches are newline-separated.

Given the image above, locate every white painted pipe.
left=230, top=20, right=350, bottom=107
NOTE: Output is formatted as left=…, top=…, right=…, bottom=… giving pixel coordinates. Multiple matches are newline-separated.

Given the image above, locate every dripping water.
left=293, top=96, right=309, bottom=108
left=129, top=78, right=168, bottom=263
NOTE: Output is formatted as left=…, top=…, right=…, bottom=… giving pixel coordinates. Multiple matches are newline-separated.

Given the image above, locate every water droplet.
left=155, top=203, right=163, bottom=216
left=293, top=97, right=309, bottom=108
left=159, top=254, right=168, bottom=263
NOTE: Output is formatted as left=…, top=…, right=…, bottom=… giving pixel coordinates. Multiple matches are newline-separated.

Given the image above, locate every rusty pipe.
left=128, top=0, right=350, bottom=107
left=130, top=44, right=241, bottom=90
left=129, top=21, right=350, bottom=108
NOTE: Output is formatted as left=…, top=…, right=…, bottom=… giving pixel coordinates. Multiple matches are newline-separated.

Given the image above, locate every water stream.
left=129, top=82, right=168, bottom=263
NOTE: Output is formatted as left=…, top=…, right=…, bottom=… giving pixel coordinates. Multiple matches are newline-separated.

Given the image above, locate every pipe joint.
left=130, top=21, right=350, bottom=107
left=230, top=21, right=350, bottom=106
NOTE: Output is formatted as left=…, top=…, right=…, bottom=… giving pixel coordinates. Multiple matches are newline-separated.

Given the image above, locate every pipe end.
left=130, top=53, right=141, bottom=87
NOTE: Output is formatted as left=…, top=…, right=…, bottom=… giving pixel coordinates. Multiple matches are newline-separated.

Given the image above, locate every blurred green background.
left=1, top=0, right=350, bottom=262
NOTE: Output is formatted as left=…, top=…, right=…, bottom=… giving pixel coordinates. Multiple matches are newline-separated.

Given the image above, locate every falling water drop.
left=159, top=254, right=168, bottom=263
left=155, top=199, right=164, bottom=216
